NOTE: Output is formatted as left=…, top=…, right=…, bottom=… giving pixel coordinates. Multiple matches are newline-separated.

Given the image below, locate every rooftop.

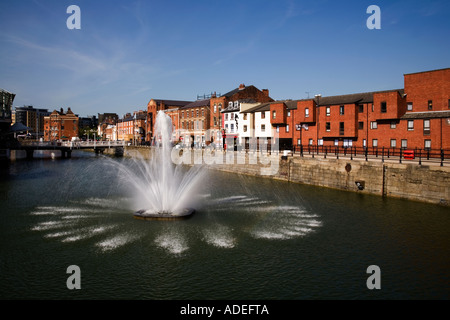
left=181, top=99, right=210, bottom=109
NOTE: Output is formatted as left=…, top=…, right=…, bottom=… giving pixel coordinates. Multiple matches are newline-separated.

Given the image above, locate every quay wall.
left=110, top=147, right=450, bottom=206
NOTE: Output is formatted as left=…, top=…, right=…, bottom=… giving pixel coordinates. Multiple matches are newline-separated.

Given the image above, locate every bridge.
left=11, top=140, right=126, bottom=159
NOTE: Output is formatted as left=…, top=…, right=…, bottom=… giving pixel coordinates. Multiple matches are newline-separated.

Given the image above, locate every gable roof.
left=152, top=99, right=193, bottom=107
left=181, top=99, right=210, bottom=109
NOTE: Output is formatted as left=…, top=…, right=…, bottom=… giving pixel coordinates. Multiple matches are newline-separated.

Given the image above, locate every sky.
left=0, top=0, right=449, bottom=117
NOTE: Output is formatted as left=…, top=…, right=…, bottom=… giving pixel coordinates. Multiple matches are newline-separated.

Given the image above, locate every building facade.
left=179, top=99, right=210, bottom=147
left=214, top=84, right=273, bottom=147
left=14, top=106, right=51, bottom=139
left=236, top=69, right=449, bottom=152
left=44, top=108, right=79, bottom=141
left=146, top=99, right=192, bottom=142
left=117, top=111, right=146, bottom=144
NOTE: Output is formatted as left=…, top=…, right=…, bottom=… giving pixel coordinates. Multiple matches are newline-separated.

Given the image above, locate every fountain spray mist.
left=113, top=111, right=206, bottom=217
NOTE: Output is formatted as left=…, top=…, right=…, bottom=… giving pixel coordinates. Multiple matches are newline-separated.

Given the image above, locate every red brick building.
left=269, top=68, right=450, bottom=151
left=117, top=111, right=146, bottom=144
left=146, top=99, right=192, bottom=142
left=44, top=108, right=79, bottom=141
left=179, top=99, right=210, bottom=147
left=212, top=84, right=273, bottom=145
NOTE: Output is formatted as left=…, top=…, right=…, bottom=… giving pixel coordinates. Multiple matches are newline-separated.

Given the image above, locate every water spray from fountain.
left=113, top=111, right=206, bottom=220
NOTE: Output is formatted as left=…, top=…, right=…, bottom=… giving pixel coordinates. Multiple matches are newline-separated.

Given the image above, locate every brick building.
left=240, top=68, right=449, bottom=151
left=44, top=108, right=79, bottom=141
left=117, top=111, right=146, bottom=144
left=146, top=99, right=192, bottom=142
left=179, top=99, right=210, bottom=147
left=213, top=84, right=273, bottom=147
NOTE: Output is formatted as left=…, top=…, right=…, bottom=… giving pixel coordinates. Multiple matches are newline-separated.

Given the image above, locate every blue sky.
left=1, top=0, right=449, bottom=117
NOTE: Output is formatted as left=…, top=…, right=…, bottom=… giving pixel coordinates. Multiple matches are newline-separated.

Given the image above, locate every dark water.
left=0, top=151, right=449, bottom=300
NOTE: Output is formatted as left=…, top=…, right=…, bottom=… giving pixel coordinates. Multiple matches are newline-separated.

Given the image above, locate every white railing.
left=19, top=140, right=126, bottom=149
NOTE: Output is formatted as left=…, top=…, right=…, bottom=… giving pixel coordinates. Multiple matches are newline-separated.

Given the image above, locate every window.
left=309, top=139, right=313, bottom=145
left=243, top=114, right=247, bottom=120
left=326, top=107, right=330, bottom=116
left=286, top=124, right=289, bottom=133
left=340, top=105, right=345, bottom=115
left=381, top=102, right=387, bottom=113
left=390, top=121, right=397, bottom=129
left=423, top=119, right=430, bottom=135
left=214, top=105, right=217, bottom=113
left=407, top=102, right=413, bottom=111
left=390, top=139, right=397, bottom=148
left=196, top=110, right=199, bottom=117
left=276, top=126, right=279, bottom=133
left=228, top=102, right=233, bottom=108
left=214, top=117, right=217, bottom=126
left=326, top=122, right=331, bottom=131
left=297, top=139, right=301, bottom=146
left=408, top=120, right=414, bottom=131
left=358, top=105, right=364, bottom=113
left=272, top=111, right=276, bottom=119
left=339, top=122, right=345, bottom=135
left=191, top=110, right=194, bottom=117
left=424, top=140, right=431, bottom=150
left=305, top=108, right=309, bottom=118
left=401, top=139, right=408, bottom=149
left=243, top=125, right=248, bottom=132
left=202, top=120, right=204, bottom=130
left=371, top=121, right=378, bottom=129
left=318, top=139, right=323, bottom=146
left=202, top=109, right=205, bottom=117
left=334, top=139, right=339, bottom=146
left=230, top=113, right=234, bottom=120
left=287, top=110, right=291, bottom=117
left=225, top=124, right=228, bottom=131
left=261, top=112, right=265, bottom=119
left=225, top=114, right=228, bottom=121
left=261, top=124, right=266, bottom=132
left=448, top=99, right=450, bottom=109
left=363, top=139, right=367, bottom=147
left=428, top=100, right=433, bottom=110
left=372, top=139, right=378, bottom=147
left=371, top=103, right=374, bottom=112
left=358, top=122, right=364, bottom=130
left=230, top=123, right=234, bottom=132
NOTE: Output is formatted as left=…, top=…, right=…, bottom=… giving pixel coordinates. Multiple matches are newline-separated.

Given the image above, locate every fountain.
left=115, top=111, right=206, bottom=220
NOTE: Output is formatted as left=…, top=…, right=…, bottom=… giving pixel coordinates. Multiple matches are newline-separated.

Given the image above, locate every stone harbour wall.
left=117, top=147, right=449, bottom=206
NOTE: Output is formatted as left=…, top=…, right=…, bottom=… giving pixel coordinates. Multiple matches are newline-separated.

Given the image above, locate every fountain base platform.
left=133, top=208, right=195, bottom=221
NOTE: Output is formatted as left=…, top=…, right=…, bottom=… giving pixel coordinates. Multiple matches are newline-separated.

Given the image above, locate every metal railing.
left=291, top=145, right=450, bottom=166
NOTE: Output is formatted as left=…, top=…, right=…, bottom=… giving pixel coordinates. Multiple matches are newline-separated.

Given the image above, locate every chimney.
left=60, top=108, right=64, bottom=114
left=239, top=83, right=245, bottom=90
left=262, top=89, right=269, bottom=97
